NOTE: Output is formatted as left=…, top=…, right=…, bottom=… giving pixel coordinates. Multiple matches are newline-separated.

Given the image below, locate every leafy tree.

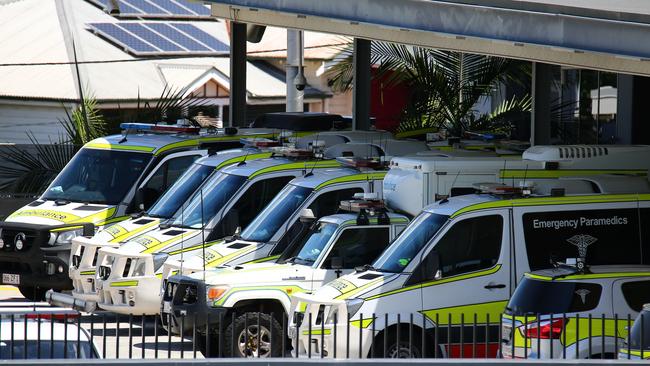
left=328, top=42, right=531, bottom=137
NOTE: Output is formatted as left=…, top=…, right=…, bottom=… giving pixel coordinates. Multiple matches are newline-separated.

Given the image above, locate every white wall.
left=0, top=100, right=72, bottom=144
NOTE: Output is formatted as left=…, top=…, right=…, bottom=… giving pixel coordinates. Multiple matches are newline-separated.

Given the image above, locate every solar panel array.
left=88, top=0, right=211, bottom=19
left=88, top=22, right=229, bottom=55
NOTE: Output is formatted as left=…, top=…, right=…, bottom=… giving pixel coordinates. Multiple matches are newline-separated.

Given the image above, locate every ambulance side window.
left=434, top=215, right=503, bottom=277
left=323, top=227, right=390, bottom=269
left=269, top=188, right=363, bottom=256
left=143, top=155, right=199, bottom=193
left=621, top=281, right=650, bottom=312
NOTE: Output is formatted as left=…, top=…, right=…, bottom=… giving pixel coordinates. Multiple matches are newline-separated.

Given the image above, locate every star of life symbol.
left=575, top=289, right=591, bottom=304
left=566, top=234, right=598, bottom=259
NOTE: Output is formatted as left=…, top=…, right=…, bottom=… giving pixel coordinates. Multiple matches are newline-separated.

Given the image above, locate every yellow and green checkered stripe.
left=451, top=193, right=650, bottom=219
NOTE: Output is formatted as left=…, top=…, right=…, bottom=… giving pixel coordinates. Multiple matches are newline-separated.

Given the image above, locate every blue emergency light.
left=120, top=123, right=200, bottom=134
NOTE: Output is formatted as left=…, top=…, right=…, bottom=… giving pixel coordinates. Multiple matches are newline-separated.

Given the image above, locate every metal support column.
left=286, top=29, right=305, bottom=112
left=530, top=62, right=552, bottom=145
left=352, top=38, right=371, bottom=131
left=229, top=21, right=247, bottom=127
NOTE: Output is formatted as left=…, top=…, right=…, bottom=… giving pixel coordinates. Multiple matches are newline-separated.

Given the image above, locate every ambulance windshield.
left=148, top=163, right=214, bottom=219
left=170, top=172, right=246, bottom=229
left=373, top=212, right=448, bottom=273
left=42, top=148, right=151, bottom=205
left=241, top=184, right=312, bottom=242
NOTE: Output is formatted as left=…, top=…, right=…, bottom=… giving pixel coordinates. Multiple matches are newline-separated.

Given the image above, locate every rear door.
left=514, top=201, right=642, bottom=281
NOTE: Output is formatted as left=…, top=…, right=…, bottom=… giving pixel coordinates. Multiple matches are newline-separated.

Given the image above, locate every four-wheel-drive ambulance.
left=384, top=145, right=650, bottom=216
left=93, top=153, right=348, bottom=315
left=501, top=264, right=650, bottom=359
left=49, top=148, right=272, bottom=312
left=0, top=123, right=287, bottom=300
left=290, top=186, right=650, bottom=359
left=163, top=199, right=409, bottom=357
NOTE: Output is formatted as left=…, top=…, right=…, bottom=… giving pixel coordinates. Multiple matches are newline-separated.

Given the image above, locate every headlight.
left=48, top=228, right=84, bottom=245
left=206, top=286, right=229, bottom=302
left=345, top=298, right=364, bottom=318
left=152, top=253, right=170, bottom=272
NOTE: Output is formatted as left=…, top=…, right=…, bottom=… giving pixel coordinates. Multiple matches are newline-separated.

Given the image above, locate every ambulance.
left=384, top=145, right=650, bottom=216
left=48, top=147, right=271, bottom=312
left=291, top=184, right=650, bottom=358
left=55, top=130, right=396, bottom=312
left=0, top=122, right=289, bottom=300
left=97, top=139, right=430, bottom=316
left=163, top=197, right=409, bottom=357
left=502, top=264, right=650, bottom=359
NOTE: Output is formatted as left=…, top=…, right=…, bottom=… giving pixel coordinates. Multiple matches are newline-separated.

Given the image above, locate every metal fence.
left=0, top=310, right=647, bottom=360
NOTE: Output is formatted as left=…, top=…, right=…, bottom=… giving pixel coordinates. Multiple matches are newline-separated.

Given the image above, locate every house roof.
left=0, top=0, right=330, bottom=103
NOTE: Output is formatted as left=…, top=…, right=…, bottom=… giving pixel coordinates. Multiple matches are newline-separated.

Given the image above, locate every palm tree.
left=328, top=42, right=531, bottom=137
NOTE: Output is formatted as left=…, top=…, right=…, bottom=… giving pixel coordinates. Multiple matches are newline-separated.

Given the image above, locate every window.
left=323, top=227, right=390, bottom=269
left=373, top=212, right=448, bottom=273
left=147, top=163, right=214, bottom=219
left=523, top=209, right=642, bottom=270
left=640, top=208, right=650, bottom=264
left=209, top=176, right=294, bottom=240
left=42, top=149, right=152, bottom=205
left=144, top=155, right=199, bottom=193
left=506, top=278, right=602, bottom=315
left=264, top=187, right=363, bottom=255
left=621, top=281, right=650, bottom=312
left=434, top=215, right=503, bottom=277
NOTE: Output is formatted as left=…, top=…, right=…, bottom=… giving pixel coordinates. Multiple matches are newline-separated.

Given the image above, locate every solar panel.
left=172, top=23, right=228, bottom=52
left=144, top=23, right=210, bottom=51
left=118, top=23, right=184, bottom=51
left=88, top=22, right=229, bottom=55
left=90, top=23, right=157, bottom=53
left=122, top=0, right=168, bottom=15
left=173, top=0, right=211, bottom=16
left=86, top=0, right=210, bottom=18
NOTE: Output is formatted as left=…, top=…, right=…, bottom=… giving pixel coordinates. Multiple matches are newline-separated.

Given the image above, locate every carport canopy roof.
left=206, top=0, right=650, bottom=76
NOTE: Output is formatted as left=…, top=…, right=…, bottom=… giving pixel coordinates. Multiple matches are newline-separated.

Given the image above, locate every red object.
left=370, top=69, right=409, bottom=132
left=26, top=312, right=79, bottom=321
left=521, top=319, right=565, bottom=339
left=446, top=343, right=499, bottom=358
left=152, top=125, right=200, bottom=134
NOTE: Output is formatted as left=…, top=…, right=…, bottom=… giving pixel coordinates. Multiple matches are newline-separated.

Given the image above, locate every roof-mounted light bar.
left=120, top=123, right=200, bottom=134
left=336, top=156, right=386, bottom=170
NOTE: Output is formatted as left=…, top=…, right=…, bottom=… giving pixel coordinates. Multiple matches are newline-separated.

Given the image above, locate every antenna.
left=200, top=188, right=206, bottom=282
left=179, top=194, right=185, bottom=274
left=238, top=147, right=252, bottom=166
left=522, top=163, right=529, bottom=191
left=501, top=159, right=506, bottom=185
left=306, top=132, right=321, bottom=177
left=448, top=170, right=461, bottom=198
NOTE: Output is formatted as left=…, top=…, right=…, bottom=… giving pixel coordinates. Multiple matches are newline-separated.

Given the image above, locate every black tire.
left=224, top=312, right=284, bottom=358
left=373, top=330, right=423, bottom=358
left=18, top=286, right=47, bottom=301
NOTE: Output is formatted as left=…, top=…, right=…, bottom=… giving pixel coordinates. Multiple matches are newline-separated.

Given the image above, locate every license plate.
left=162, top=301, right=171, bottom=313
left=2, top=273, right=20, bottom=285
left=502, top=324, right=512, bottom=342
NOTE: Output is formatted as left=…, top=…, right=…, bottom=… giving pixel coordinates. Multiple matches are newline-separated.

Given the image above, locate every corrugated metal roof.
left=0, top=0, right=329, bottom=102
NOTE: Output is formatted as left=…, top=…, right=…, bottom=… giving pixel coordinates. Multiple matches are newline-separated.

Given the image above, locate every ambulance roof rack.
left=473, top=182, right=535, bottom=197
left=339, top=193, right=390, bottom=225
left=335, top=156, right=387, bottom=170
left=120, top=122, right=200, bottom=134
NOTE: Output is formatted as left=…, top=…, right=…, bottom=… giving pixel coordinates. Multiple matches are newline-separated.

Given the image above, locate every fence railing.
left=0, top=311, right=646, bottom=360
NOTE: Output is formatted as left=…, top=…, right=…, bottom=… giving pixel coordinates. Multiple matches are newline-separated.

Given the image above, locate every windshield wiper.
left=355, top=264, right=390, bottom=273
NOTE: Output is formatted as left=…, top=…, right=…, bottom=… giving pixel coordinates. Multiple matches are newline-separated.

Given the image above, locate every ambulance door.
left=416, top=209, right=510, bottom=358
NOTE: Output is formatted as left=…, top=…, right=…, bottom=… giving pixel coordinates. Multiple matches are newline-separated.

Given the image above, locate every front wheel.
left=373, top=331, right=423, bottom=358
left=224, top=312, right=283, bottom=358
left=18, top=286, right=47, bottom=301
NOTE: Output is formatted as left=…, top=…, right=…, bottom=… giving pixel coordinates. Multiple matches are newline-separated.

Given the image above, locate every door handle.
left=484, top=283, right=506, bottom=289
